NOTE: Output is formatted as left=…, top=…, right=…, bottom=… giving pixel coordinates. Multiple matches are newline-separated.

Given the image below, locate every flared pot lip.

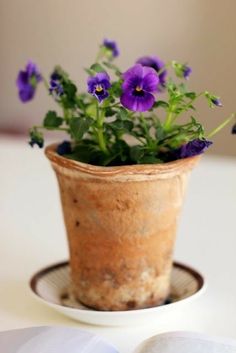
left=45, top=142, right=201, bottom=177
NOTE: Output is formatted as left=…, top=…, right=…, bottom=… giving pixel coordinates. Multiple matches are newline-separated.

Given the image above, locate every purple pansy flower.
left=57, top=141, right=72, bottom=155
left=120, top=64, right=159, bottom=112
left=174, top=138, right=212, bottom=159
left=49, top=72, right=64, bottom=97
left=29, top=137, right=43, bottom=148
left=136, top=56, right=167, bottom=90
left=173, top=62, right=192, bottom=80
left=103, top=39, right=119, bottom=57
left=29, top=128, right=44, bottom=148
left=16, top=61, right=42, bottom=102
left=183, top=65, right=192, bottom=79
left=211, top=97, right=222, bottom=107
left=87, top=72, right=111, bottom=103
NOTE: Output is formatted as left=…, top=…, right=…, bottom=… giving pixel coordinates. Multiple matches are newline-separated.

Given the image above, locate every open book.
left=1, top=326, right=236, bottom=353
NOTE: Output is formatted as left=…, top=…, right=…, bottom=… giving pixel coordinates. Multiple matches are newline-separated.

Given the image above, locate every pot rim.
left=45, top=143, right=201, bottom=177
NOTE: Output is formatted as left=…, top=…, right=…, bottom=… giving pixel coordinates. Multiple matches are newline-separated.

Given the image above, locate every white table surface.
left=0, top=134, right=236, bottom=353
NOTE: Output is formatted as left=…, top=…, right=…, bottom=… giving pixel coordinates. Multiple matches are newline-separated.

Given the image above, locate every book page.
left=0, top=326, right=118, bottom=353
left=134, top=331, right=236, bottom=353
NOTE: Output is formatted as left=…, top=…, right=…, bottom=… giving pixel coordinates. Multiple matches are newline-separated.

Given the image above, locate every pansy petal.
left=174, top=139, right=213, bottom=159
left=183, top=66, right=192, bottom=79
left=95, top=90, right=109, bottom=103
left=26, top=61, right=42, bottom=82
left=122, top=64, right=143, bottom=80
left=120, top=91, right=155, bottom=112
left=16, top=71, right=28, bottom=88
left=16, top=61, right=42, bottom=103
left=103, top=39, right=119, bottom=57
left=142, top=71, right=159, bottom=92
left=87, top=72, right=110, bottom=93
left=122, top=75, right=142, bottom=91
left=87, top=75, right=97, bottom=86
left=19, top=84, right=35, bottom=102
left=87, top=76, right=98, bottom=93
left=87, top=72, right=110, bottom=102
left=26, top=61, right=36, bottom=75
left=51, top=72, right=61, bottom=81
left=211, top=97, right=222, bottom=107
left=136, top=56, right=167, bottom=88
left=137, top=56, right=164, bottom=72
left=96, top=72, right=110, bottom=82
left=142, top=65, right=157, bottom=77
left=98, top=74, right=111, bottom=89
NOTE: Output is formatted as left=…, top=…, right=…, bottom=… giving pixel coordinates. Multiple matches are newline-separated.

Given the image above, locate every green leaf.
left=173, top=107, right=184, bottom=114
left=61, top=82, right=78, bottom=109
left=190, top=116, right=198, bottom=125
left=138, top=155, right=163, bottom=164
left=105, top=108, right=116, bottom=117
left=178, top=83, right=187, bottom=94
left=29, top=127, right=44, bottom=148
left=64, top=82, right=77, bottom=99
left=153, top=100, right=169, bottom=109
left=155, top=126, right=166, bottom=140
left=43, top=111, right=63, bottom=128
left=171, top=61, right=188, bottom=79
left=107, top=119, right=134, bottom=133
left=109, top=81, right=122, bottom=97
left=102, top=140, right=130, bottom=165
left=84, top=68, right=95, bottom=75
left=69, top=117, right=94, bottom=141
left=123, top=120, right=134, bottom=131
left=130, top=145, right=145, bottom=162
left=76, top=97, right=88, bottom=110
left=117, top=107, right=129, bottom=120
left=90, top=63, right=105, bottom=73
left=185, top=92, right=197, bottom=99
left=68, top=142, right=97, bottom=163
left=86, top=103, right=97, bottom=119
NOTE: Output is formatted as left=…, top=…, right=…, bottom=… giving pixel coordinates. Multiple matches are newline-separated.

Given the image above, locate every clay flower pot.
left=45, top=144, right=200, bottom=311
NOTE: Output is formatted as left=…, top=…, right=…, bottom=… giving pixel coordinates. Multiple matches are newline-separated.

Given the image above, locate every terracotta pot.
left=45, top=144, right=200, bottom=311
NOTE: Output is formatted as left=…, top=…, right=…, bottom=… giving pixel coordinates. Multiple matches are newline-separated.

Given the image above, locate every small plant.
left=17, top=39, right=235, bottom=166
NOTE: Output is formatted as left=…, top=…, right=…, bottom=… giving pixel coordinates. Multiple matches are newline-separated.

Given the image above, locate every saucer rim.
left=29, top=260, right=206, bottom=316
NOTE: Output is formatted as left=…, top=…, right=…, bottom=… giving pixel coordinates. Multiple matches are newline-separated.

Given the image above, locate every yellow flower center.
left=96, top=85, right=103, bottom=92
left=135, top=86, right=142, bottom=92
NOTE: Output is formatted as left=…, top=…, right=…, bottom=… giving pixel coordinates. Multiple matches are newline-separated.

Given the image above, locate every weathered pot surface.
left=45, top=143, right=200, bottom=311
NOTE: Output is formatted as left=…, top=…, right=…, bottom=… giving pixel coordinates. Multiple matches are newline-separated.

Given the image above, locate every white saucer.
left=29, top=261, right=206, bottom=326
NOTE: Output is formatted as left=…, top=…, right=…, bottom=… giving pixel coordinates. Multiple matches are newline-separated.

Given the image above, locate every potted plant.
left=17, top=39, right=235, bottom=311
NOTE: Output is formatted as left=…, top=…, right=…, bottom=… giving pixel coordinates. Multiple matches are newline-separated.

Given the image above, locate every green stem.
left=97, top=129, right=108, bottom=152
left=207, top=113, right=235, bottom=138
left=165, top=92, right=204, bottom=129
left=96, top=102, right=109, bottom=154
left=140, top=114, right=154, bottom=147
left=184, top=92, right=204, bottom=111
left=164, top=110, right=173, bottom=130
left=63, top=107, right=70, bottom=124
